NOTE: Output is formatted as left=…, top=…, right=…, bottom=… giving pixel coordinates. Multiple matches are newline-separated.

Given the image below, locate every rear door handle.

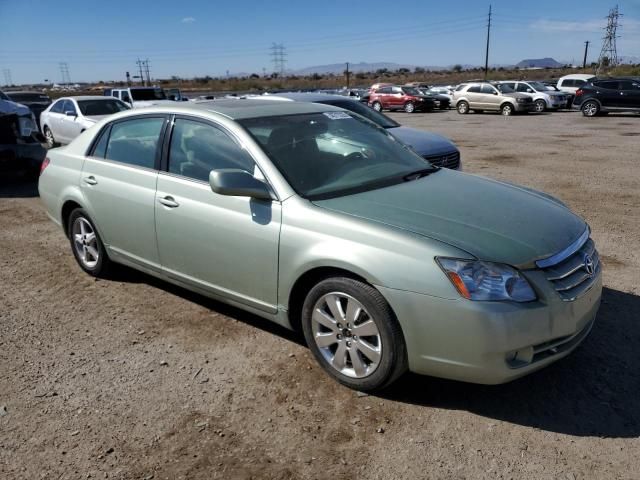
left=158, top=196, right=179, bottom=208
left=83, top=176, right=98, bottom=185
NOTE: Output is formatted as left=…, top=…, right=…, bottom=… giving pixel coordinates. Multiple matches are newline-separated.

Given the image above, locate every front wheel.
left=501, top=104, right=514, bottom=116
left=301, top=277, right=407, bottom=391
left=68, top=208, right=112, bottom=277
left=44, top=126, right=56, bottom=148
left=371, top=101, right=382, bottom=112
left=457, top=101, right=469, bottom=114
left=404, top=102, right=415, bottom=113
left=582, top=101, right=600, bottom=117
left=534, top=99, right=546, bottom=113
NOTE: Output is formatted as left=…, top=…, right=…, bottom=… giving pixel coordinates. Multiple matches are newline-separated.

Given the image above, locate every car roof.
left=141, top=99, right=344, bottom=120
left=263, top=92, right=359, bottom=103
left=558, top=74, right=596, bottom=80
left=6, top=91, right=48, bottom=95
left=56, top=96, right=119, bottom=101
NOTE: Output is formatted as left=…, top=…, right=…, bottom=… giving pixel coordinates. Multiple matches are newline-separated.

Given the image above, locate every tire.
left=501, top=103, right=514, bottom=116
left=67, top=208, right=112, bottom=277
left=371, top=101, right=383, bottom=112
left=404, top=102, right=415, bottom=113
left=301, top=277, right=408, bottom=392
left=457, top=101, right=469, bottom=114
left=44, top=126, right=56, bottom=148
left=581, top=101, right=600, bottom=117
left=534, top=99, right=546, bottom=113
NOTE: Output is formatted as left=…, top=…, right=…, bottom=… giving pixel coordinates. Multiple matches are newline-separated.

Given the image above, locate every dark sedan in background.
left=5, top=91, right=51, bottom=130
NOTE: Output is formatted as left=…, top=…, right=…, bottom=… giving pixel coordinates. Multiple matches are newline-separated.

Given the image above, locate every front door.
left=154, top=116, right=281, bottom=312
left=81, top=115, right=167, bottom=270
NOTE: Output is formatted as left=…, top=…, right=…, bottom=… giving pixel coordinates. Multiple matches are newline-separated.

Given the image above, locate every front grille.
left=539, top=236, right=600, bottom=301
left=423, top=151, right=460, bottom=170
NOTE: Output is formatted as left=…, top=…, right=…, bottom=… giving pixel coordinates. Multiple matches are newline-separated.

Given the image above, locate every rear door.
left=390, top=86, right=404, bottom=109
left=594, top=80, right=622, bottom=108
left=465, top=85, right=483, bottom=108
left=154, top=116, right=281, bottom=311
left=44, top=99, right=66, bottom=139
left=618, top=80, right=640, bottom=108
left=57, top=100, right=79, bottom=143
left=480, top=84, right=499, bottom=110
left=81, top=114, right=168, bottom=271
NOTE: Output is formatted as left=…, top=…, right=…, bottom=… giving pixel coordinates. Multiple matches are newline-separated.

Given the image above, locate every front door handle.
left=158, top=196, right=179, bottom=208
left=83, top=176, right=98, bottom=185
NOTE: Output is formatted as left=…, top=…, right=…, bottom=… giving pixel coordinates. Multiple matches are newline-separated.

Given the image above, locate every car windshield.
left=0, top=90, right=9, bottom=101
left=7, top=93, right=50, bottom=103
left=320, top=99, right=399, bottom=129
left=495, top=83, right=515, bottom=93
left=402, top=87, right=421, bottom=96
left=130, top=88, right=167, bottom=101
left=240, top=112, right=434, bottom=200
left=528, top=82, right=548, bottom=92
left=77, top=99, right=130, bottom=116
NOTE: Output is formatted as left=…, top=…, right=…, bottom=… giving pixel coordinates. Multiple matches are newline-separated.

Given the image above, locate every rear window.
left=595, top=81, right=620, bottom=90
left=77, top=99, right=130, bottom=116
left=104, top=117, right=165, bottom=169
left=7, top=93, right=51, bottom=103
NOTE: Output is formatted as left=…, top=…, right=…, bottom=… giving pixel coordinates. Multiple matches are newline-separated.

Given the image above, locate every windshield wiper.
left=402, top=167, right=439, bottom=181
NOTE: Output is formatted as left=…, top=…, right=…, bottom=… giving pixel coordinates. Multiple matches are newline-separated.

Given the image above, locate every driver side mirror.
left=209, top=169, right=273, bottom=201
left=65, top=111, right=77, bottom=117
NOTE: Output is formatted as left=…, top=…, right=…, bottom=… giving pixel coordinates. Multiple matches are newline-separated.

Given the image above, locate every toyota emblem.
left=584, top=254, right=595, bottom=276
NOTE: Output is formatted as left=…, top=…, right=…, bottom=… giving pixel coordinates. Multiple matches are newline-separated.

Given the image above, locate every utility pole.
left=270, top=43, right=287, bottom=77
left=144, top=58, right=151, bottom=85
left=583, top=41, right=590, bottom=68
left=59, top=62, right=71, bottom=86
left=597, top=5, right=622, bottom=74
left=2, top=68, right=12, bottom=87
left=345, top=62, right=350, bottom=89
left=484, top=4, right=492, bottom=79
left=136, top=59, right=145, bottom=85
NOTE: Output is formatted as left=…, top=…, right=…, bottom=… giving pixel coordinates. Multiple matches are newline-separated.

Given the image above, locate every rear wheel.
left=301, top=277, right=407, bottom=391
left=457, top=101, right=469, bottom=114
left=534, top=99, right=546, bottom=113
left=501, top=103, right=514, bottom=116
left=582, top=101, right=600, bottom=117
left=371, top=101, right=383, bottom=112
left=68, top=208, right=112, bottom=277
left=404, top=102, right=415, bottom=113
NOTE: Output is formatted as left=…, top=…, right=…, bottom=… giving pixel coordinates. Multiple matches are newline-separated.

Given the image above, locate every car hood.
left=313, top=169, right=586, bottom=268
left=389, top=126, right=458, bottom=156
left=131, top=100, right=174, bottom=108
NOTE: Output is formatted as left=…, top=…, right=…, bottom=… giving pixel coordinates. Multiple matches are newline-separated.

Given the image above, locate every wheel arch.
left=500, top=101, right=516, bottom=110
left=61, top=199, right=84, bottom=237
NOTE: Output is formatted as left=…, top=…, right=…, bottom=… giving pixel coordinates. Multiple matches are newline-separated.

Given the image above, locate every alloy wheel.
left=72, top=217, right=99, bottom=269
left=404, top=102, right=415, bottom=113
left=457, top=102, right=469, bottom=114
left=534, top=100, right=546, bottom=113
left=501, top=104, right=513, bottom=116
left=311, top=292, right=382, bottom=379
left=372, top=102, right=382, bottom=112
left=583, top=102, right=599, bottom=117
left=44, top=128, right=55, bottom=148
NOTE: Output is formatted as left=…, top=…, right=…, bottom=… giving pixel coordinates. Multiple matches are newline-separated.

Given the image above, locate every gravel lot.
left=1, top=109, right=639, bottom=479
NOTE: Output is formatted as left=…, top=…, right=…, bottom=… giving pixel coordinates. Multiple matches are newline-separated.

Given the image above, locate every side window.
left=480, top=84, right=496, bottom=94
left=503, top=82, right=516, bottom=89
left=597, top=81, right=619, bottom=90
left=560, top=80, right=572, bottom=87
left=50, top=100, right=64, bottom=113
left=62, top=100, right=77, bottom=115
left=105, top=117, right=164, bottom=169
left=379, top=87, right=391, bottom=94
left=168, top=119, right=255, bottom=182
left=516, top=83, right=530, bottom=92
left=392, top=87, right=403, bottom=94
left=467, top=85, right=481, bottom=93
left=574, top=79, right=586, bottom=87
left=91, top=126, right=110, bottom=158
left=121, top=91, right=132, bottom=103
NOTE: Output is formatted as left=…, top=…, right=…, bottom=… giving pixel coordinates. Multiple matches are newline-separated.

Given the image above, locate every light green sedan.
left=38, top=100, right=602, bottom=391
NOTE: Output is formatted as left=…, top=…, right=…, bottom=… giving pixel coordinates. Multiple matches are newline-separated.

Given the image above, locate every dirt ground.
left=1, top=109, right=639, bottom=480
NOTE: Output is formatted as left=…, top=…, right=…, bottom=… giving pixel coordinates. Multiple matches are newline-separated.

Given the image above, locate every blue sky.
left=1, top=0, right=639, bottom=84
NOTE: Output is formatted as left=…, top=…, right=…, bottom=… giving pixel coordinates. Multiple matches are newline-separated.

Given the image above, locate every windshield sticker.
left=323, top=112, right=352, bottom=120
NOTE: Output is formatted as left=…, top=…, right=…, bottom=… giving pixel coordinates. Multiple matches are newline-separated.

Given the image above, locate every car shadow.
left=0, top=178, right=39, bottom=198
left=109, top=265, right=640, bottom=438
left=379, top=287, right=640, bottom=438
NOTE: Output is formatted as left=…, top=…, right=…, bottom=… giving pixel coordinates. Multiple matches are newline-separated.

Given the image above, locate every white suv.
left=496, top=81, right=569, bottom=112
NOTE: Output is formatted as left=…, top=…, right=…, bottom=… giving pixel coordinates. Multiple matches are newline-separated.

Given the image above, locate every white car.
left=496, top=81, right=569, bottom=112
left=556, top=74, right=596, bottom=95
left=40, top=96, right=130, bottom=147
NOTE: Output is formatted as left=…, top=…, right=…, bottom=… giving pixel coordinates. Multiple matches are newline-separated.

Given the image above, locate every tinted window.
left=62, top=100, right=77, bottom=115
left=516, top=83, right=530, bottom=92
left=575, top=79, right=586, bottom=86
left=168, top=119, right=254, bottom=182
left=596, top=81, right=620, bottom=90
left=91, top=127, right=110, bottom=158
left=481, top=84, right=496, bottom=94
left=502, top=82, right=516, bottom=89
left=560, top=79, right=573, bottom=87
left=105, top=117, right=164, bottom=169
left=378, top=87, right=392, bottom=94
left=467, top=85, right=481, bottom=93
left=50, top=100, right=65, bottom=113
left=392, top=87, right=403, bottom=94
left=8, top=93, right=50, bottom=103
left=130, top=88, right=167, bottom=101
left=619, top=80, right=640, bottom=90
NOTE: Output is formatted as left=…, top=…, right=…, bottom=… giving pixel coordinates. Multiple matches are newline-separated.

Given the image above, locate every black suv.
left=573, top=78, right=640, bottom=117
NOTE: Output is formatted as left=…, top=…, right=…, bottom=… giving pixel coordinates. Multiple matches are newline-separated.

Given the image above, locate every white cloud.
left=181, top=17, right=196, bottom=23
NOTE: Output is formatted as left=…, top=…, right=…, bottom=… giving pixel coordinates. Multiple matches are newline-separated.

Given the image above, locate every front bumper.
left=377, top=268, right=602, bottom=384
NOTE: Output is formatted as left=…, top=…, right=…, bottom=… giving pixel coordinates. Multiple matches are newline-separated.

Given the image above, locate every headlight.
left=17, top=116, right=36, bottom=137
left=436, top=258, right=536, bottom=302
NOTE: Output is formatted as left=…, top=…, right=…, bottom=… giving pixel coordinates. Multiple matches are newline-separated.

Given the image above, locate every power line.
left=2, top=68, right=12, bottom=86
left=583, top=40, right=590, bottom=68
left=59, top=62, right=71, bottom=85
left=597, top=5, right=622, bottom=74
left=270, top=43, right=286, bottom=76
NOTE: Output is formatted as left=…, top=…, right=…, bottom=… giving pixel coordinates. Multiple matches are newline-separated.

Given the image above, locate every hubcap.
left=311, top=292, right=382, bottom=379
left=458, top=103, right=467, bottom=113
left=502, top=105, right=512, bottom=115
left=405, top=103, right=414, bottom=113
left=535, top=101, right=545, bottom=112
left=585, top=103, right=597, bottom=116
left=373, top=103, right=381, bottom=111
left=45, top=129, right=54, bottom=146
left=72, top=217, right=99, bottom=269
